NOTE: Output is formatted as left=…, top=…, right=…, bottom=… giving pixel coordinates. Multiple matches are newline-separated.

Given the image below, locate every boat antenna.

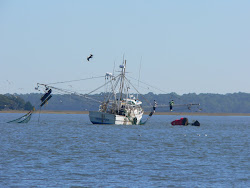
left=137, top=56, right=142, bottom=99
left=113, top=60, right=116, bottom=76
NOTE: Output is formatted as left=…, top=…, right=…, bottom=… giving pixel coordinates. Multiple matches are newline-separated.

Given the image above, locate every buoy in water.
left=171, top=118, right=188, bottom=126
left=171, top=118, right=200, bottom=126
left=191, top=120, right=200, bottom=126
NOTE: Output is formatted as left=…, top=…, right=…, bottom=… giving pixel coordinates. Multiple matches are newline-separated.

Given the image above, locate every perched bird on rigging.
left=87, top=54, right=93, bottom=61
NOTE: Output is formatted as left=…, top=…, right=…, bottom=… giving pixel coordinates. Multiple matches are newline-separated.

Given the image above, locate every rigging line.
left=46, top=85, right=102, bottom=104
left=77, top=94, right=101, bottom=104
left=113, top=61, right=116, bottom=76
left=38, top=106, right=41, bottom=123
left=114, top=76, right=121, bottom=92
left=127, top=81, right=152, bottom=92
left=124, top=77, right=152, bottom=106
left=89, top=75, right=120, bottom=103
left=107, top=76, right=120, bottom=102
left=138, top=56, right=142, bottom=89
left=46, top=75, right=120, bottom=104
left=105, top=78, right=116, bottom=102
left=127, top=75, right=182, bottom=102
left=46, top=76, right=106, bottom=85
left=127, top=75, right=170, bottom=94
left=79, top=94, right=101, bottom=104
left=86, top=74, right=120, bottom=96
left=123, top=76, right=161, bottom=94
left=111, top=76, right=120, bottom=98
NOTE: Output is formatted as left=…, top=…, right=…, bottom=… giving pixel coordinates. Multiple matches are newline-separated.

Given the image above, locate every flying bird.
left=87, top=54, right=93, bottom=61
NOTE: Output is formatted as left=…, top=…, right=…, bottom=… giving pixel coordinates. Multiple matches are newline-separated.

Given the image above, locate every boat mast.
left=119, top=59, right=126, bottom=101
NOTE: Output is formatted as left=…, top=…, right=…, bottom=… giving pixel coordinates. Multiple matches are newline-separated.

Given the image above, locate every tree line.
left=0, top=94, right=33, bottom=111
left=12, top=92, right=250, bottom=113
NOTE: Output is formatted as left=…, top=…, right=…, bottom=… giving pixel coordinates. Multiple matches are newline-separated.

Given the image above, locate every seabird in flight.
left=87, top=54, right=93, bottom=61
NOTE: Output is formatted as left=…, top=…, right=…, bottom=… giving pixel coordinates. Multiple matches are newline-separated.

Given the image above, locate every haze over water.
left=0, top=114, right=249, bottom=187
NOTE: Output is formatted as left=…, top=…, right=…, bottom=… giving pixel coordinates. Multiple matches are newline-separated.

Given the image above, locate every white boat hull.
left=89, top=111, right=143, bottom=125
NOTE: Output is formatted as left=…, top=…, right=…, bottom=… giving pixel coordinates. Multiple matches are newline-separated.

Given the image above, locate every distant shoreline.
left=0, top=110, right=250, bottom=116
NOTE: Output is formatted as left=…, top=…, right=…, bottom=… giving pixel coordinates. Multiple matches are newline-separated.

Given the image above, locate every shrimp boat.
left=35, top=59, right=200, bottom=125
left=89, top=61, right=144, bottom=125
left=36, top=60, right=148, bottom=125
left=89, top=98, right=143, bottom=125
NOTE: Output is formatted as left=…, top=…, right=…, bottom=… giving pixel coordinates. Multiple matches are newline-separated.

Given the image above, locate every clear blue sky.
left=0, top=0, right=249, bottom=95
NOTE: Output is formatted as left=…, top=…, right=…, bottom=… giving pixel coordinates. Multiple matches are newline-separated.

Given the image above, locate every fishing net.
left=7, top=111, right=33, bottom=123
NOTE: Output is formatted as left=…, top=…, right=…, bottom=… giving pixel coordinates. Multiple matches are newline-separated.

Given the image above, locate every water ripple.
left=0, top=114, right=249, bottom=187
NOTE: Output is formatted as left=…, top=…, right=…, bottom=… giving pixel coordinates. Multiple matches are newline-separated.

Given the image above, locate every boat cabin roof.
left=123, top=98, right=142, bottom=105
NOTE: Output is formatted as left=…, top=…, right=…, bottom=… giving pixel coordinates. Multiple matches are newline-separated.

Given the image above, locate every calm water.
left=0, top=113, right=249, bottom=187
